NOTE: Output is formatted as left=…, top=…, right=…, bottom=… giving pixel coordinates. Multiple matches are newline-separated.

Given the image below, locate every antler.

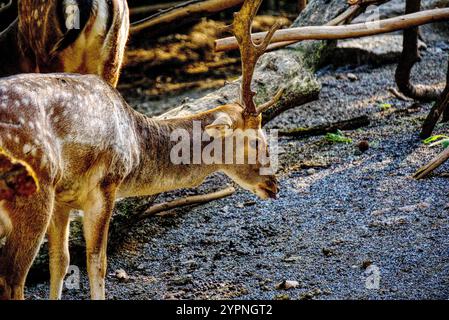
left=231, top=0, right=284, bottom=116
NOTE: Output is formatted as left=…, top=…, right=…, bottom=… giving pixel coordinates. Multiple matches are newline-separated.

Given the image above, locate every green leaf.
left=442, top=139, right=449, bottom=149
left=423, top=135, right=449, bottom=145
left=379, top=103, right=392, bottom=110
left=325, top=130, right=352, bottom=144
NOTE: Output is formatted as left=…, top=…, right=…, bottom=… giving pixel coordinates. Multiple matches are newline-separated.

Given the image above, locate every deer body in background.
left=17, top=0, right=129, bottom=86
left=0, top=0, right=282, bottom=300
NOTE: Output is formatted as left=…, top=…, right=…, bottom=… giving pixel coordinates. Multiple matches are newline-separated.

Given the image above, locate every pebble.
left=306, top=168, right=316, bottom=175
left=276, top=280, right=300, bottom=290
left=115, top=269, right=129, bottom=282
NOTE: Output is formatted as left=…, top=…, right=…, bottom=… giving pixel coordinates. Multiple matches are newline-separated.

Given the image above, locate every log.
left=214, top=7, right=449, bottom=52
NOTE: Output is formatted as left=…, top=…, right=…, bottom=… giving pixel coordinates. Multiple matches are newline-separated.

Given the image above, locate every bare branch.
left=130, top=0, right=244, bottom=36
left=139, top=187, right=235, bottom=219
left=215, top=7, right=449, bottom=52
left=414, top=147, right=449, bottom=179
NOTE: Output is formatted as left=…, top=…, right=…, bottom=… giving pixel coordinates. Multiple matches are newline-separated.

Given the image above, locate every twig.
left=279, top=115, right=370, bottom=137
left=414, top=147, right=449, bottom=179
left=214, top=7, right=449, bottom=52
left=112, top=186, right=236, bottom=237
left=141, top=186, right=235, bottom=219
left=130, top=0, right=244, bottom=35
left=129, top=2, right=183, bottom=16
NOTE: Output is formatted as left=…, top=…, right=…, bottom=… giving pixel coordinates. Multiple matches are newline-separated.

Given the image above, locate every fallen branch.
left=130, top=0, right=244, bottom=36
left=113, top=187, right=236, bottom=235
left=279, top=115, right=370, bottom=137
left=144, top=186, right=235, bottom=217
left=414, top=147, right=449, bottom=179
left=214, top=7, right=449, bottom=52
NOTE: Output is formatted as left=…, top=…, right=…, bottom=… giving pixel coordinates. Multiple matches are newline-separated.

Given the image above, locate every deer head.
left=204, top=0, right=283, bottom=199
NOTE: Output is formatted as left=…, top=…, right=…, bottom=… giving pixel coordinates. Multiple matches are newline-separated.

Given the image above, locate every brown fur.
left=17, top=0, right=129, bottom=87
left=0, top=73, right=278, bottom=300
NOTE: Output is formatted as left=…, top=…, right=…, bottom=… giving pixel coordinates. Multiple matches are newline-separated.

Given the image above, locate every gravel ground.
left=25, top=27, right=449, bottom=300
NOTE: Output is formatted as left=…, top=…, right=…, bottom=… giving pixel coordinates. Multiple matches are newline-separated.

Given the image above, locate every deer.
left=0, top=0, right=282, bottom=300
left=16, top=0, right=129, bottom=87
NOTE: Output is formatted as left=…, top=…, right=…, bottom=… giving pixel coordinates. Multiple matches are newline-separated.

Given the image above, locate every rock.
left=172, top=275, right=193, bottom=286
left=327, top=35, right=424, bottom=66
left=283, top=255, right=301, bottom=263
left=322, top=248, right=334, bottom=257
left=115, top=269, right=129, bottom=282
left=399, top=205, right=416, bottom=212
left=276, top=280, right=300, bottom=290
left=417, top=202, right=430, bottom=210
left=361, top=260, right=372, bottom=270
left=274, top=294, right=290, bottom=300
left=306, top=168, right=316, bottom=175
left=235, top=202, right=244, bottom=209
left=136, top=263, right=145, bottom=271
left=358, top=140, right=370, bottom=152
left=347, top=73, right=358, bottom=81
left=299, top=288, right=322, bottom=300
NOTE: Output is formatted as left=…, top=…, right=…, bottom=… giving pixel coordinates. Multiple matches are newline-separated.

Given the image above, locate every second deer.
left=17, top=0, right=129, bottom=86
left=0, top=0, right=282, bottom=299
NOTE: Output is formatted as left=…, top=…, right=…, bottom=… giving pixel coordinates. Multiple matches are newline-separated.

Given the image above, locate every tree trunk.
left=27, top=0, right=351, bottom=277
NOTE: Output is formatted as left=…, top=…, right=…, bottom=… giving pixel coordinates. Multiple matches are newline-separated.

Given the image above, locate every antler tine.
left=232, top=0, right=284, bottom=116
left=232, top=0, right=264, bottom=115
left=255, top=21, right=281, bottom=55
left=256, top=86, right=285, bottom=114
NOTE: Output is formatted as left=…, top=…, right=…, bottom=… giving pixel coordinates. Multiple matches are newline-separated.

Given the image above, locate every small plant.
left=423, top=135, right=449, bottom=148
left=325, top=130, right=352, bottom=144
left=379, top=103, right=392, bottom=111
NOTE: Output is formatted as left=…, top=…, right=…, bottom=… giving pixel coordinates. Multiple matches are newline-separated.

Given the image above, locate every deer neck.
left=119, top=111, right=220, bottom=198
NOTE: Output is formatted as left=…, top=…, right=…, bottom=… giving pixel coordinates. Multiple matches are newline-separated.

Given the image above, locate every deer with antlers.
left=0, top=0, right=282, bottom=300
left=12, top=0, right=129, bottom=87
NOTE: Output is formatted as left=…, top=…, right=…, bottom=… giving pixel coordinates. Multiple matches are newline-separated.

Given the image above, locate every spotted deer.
left=17, top=0, right=129, bottom=87
left=0, top=0, right=282, bottom=300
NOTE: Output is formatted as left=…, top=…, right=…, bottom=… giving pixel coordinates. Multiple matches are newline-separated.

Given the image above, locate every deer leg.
left=82, top=184, right=116, bottom=300
left=0, top=186, right=55, bottom=300
left=47, top=204, right=71, bottom=300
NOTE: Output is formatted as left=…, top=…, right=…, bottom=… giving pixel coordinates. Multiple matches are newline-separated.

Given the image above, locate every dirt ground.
left=25, top=14, right=449, bottom=299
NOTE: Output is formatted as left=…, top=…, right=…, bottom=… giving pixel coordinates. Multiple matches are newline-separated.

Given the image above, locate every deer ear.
left=205, top=113, right=234, bottom=138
